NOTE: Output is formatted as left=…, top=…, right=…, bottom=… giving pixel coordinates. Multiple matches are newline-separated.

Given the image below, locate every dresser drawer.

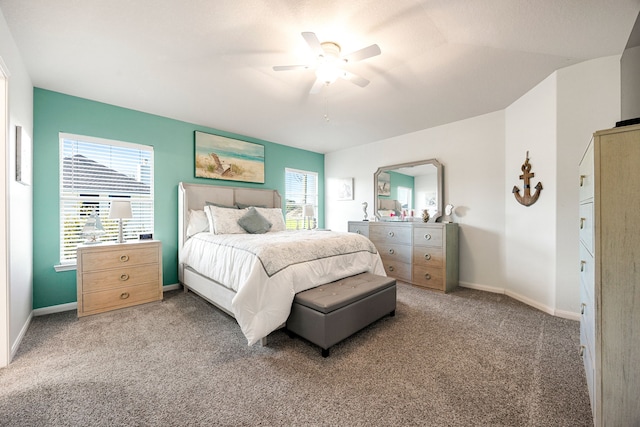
left=413, top=247, right=443, bottom=267
left=378, top=243, right=412, bottom=263
left=580, top=322, right=595, bottom=414
left=348, top=222, right=369, bottom=237
left=380, top=259, right=411, bottom=282
left=579, top=202, right=593, bottom=254
left=580, top=282, right=595, bottom=353
left=82, top=263, right=160, bottom=293
left=81, top=245, right=159, bottom=271
left=370, top=225, right=412, bottom=245
left=578, top=139, right=594, bottom=201
left=412, top=265, right=444, bottom=290
left=82, top=281, right=161, bottom=314
left=413, top=227, right=443, bottom=247
left=579, top=243, right=594, bottom=298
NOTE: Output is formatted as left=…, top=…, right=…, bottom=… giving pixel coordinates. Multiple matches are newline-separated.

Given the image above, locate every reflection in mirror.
left=374, top=159, right=443, bottom=222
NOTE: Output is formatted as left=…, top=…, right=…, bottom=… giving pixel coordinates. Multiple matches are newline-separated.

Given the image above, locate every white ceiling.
left=1, top=0, right=639, bottom=154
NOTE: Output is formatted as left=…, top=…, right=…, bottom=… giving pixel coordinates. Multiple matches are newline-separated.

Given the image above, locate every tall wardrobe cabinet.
left=579, top=124, right=640, bottom=426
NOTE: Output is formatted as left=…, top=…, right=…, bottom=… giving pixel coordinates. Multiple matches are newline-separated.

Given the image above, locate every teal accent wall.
left=33, top=88, right=324, bottom=309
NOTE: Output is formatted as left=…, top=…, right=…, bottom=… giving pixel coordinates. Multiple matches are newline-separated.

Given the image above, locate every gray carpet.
left=0, top=284, right=593, bottom=426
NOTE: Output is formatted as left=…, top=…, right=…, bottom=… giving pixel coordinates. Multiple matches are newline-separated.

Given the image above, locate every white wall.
left=0, top=9, right=34, bottom=363
left=326, top=110, right=508, bottom=291
left=326, top=56, right=621, bottom=317
left=504, top=73, right=558, bottom=310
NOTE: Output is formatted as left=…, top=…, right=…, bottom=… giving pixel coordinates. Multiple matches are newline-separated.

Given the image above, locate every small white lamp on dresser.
left=109, top=200, right=133, bottom=243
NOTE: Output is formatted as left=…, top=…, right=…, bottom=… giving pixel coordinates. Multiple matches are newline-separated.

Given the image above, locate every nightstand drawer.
left=82, top=282, right=161, bottom=314
left=82, top=264, right=160, bottom=292
left=412, top=265, right=444, bottom=290
left=81, top=246, right=159, bottom=271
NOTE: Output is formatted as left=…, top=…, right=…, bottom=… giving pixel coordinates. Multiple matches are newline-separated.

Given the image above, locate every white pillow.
left=207, top=205, right=248, bottom=234
left=254, top=207, right=286, bottom=232
left=186, top=209, right=209, bottom=238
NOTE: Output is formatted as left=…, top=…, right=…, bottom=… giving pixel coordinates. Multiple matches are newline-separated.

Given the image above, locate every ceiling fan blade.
left=309, top=78, right=326, bottom=94
left=301, top=32, right=324, bottom=56
left=343, top=44, right=381, bottom=62
left=341, top=71, right=370, bottom=88
left=273, top=65, right=309, bottom=71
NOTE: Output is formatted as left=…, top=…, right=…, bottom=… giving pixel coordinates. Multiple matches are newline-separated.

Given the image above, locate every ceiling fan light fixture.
left=316, top=62, right=340, bottom=84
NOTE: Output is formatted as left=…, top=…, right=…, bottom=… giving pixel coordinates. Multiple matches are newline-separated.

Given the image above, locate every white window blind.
left=285, top=168, right=318, bottom=230
left=59, top=133, right=154, bottom=264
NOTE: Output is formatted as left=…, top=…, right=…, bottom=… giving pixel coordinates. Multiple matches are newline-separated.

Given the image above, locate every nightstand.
left=76, top=240, right=163, bottom=317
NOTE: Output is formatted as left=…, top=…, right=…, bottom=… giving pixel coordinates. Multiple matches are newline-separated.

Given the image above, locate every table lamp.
left=109, top=200, right=132, bottom=243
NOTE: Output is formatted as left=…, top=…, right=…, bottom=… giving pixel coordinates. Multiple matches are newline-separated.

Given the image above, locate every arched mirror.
left=374, top=159, right=444, bottom=222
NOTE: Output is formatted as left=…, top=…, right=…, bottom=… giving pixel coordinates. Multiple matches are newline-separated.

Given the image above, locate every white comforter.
left=179, top=230, right=385, bottom=345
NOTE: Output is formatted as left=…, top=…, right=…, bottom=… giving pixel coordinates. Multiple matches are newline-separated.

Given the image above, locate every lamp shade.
left=109, top=200, right=133, bottom=219
left=303, top=204, right=314, bottom=217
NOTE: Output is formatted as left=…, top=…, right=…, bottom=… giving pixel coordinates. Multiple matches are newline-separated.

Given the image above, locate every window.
left=285, top=168, right=318, bottom=230
left=59, top=133, right=154, bottom=264
left=397, top=186, right=413, bottom=212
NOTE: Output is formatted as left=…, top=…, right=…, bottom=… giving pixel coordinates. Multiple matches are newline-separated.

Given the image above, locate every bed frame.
left=178, top=182, right=282, bottom=319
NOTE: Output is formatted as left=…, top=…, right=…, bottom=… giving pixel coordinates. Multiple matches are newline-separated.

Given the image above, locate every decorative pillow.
left=206, top=205, right=249, bottom=234
left=186, top=209, right=209, bottom=238
left=204, top=203, right=237, bottom=232
left=254, top=207, right=286, bottom=232
left=237, top=207, right=272, bottom=234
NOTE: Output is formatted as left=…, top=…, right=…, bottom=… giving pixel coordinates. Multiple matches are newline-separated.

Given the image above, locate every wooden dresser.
left=348, top=221, right=459, bottom=292
left=579, top=124, right=640, bottom=425
left=77, top=240, right=163, bottom=317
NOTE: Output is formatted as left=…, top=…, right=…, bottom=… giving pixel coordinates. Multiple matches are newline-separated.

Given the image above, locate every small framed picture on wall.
left=337, top=178, right=354, bottom=201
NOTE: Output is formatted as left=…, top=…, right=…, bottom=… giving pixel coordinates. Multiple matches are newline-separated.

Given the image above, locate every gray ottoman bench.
left=286, top=272, right=396, bottom=357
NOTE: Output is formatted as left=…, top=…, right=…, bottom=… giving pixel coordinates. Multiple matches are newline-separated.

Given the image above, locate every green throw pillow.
left=237, top=207, right=272, bottom=234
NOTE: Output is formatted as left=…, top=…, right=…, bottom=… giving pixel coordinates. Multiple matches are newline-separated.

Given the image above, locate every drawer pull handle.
left=388, top=266, right=395, bottom=272
left=119, top=274, right=129, bottom=281
left=120, top=255, right=129, bottom=262
left=424, top=253, right=431, bottom=260
left=579, top=175, right=586, bottom=187
left=581, top=302, right=586, bottom=315
left=579, top=345, right=585, bottom=357
left=424, top=273, right=431, bottom=280
left=388, top=231, right=395, bottom=238
left=424, top=234, right=431, bottom=240
left=120, top=292, right=130, bottom=300
left=580, top=260, right=586, bottom=272
left=356, top=230, right=361, bottom=234
left=579, top=218, right=586, bottom=229
left=388, top=248, right=395, bottom=255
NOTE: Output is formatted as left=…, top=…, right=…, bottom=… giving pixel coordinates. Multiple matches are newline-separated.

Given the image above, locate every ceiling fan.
left=273, top=32, right=381, bottom=94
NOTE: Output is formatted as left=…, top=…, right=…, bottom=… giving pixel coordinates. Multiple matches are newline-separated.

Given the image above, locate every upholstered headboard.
left=177, top=182, right=282, bottom=249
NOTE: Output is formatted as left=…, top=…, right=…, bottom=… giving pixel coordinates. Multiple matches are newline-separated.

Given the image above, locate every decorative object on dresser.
left=109, top=200, right=132, bottom=243
left=578, top=124, right=640, bottom=426
left=76, top=240, right=163, bottom=317
left=81, top=212, right=105, bottom=244
left=348, top=221, right=459, bottom=293
left=362, top=201, right=368, bottom=221
left=421, top=209, right=430, bottom=223
left=512, top=151, right=543, bottom=206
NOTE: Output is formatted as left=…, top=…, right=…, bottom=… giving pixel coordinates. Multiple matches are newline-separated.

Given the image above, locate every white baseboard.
left=460, top=281, right=580, bottom=321
left=11, top=311, right=33, bottom=362
left=33, top=284, right=182, bottom=316
left=459, top=281, right=505, bottom=294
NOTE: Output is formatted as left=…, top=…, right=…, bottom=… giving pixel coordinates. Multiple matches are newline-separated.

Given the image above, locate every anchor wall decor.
left=512, top=151, right=543, bottom=207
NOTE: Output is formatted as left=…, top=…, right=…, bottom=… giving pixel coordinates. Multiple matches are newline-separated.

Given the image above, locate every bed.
left=177, top=182, right=385, bottom=345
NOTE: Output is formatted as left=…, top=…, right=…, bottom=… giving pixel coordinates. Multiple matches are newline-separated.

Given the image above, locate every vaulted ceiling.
left=1, top=0, right=639, bottom=153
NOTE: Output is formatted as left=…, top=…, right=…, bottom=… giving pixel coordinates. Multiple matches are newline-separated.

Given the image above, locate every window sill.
left=54, top=263, right=77, bottom=272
